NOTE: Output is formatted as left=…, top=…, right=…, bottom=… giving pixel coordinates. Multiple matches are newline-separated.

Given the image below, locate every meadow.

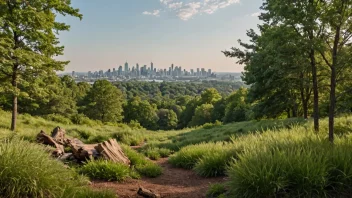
left=1, top=108, right=352, bottom=197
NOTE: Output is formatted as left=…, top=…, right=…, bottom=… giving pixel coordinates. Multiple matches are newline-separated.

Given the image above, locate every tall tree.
left=0, top=0, right=82, bottom=131
left=83, top=80, right=124, bottom=123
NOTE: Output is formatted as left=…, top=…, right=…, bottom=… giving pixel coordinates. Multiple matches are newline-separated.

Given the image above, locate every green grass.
left=0, top=139, right=115, bottom=198
left=121, top=145, right=163, bottom=178
left=206, top=183, right=227, bottom=198
left=80, top=160, right=140, bottom=182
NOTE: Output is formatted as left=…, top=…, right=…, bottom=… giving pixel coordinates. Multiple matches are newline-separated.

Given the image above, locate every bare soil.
left=91, top=158, right=227, bottom=198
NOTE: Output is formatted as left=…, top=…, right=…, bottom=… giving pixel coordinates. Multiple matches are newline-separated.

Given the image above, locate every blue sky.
left=58, top=0, right=262, bottom=73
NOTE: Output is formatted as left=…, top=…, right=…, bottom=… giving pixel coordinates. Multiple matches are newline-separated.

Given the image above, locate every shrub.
left=65, top=188, right=117, bottom=198
left=194, top=151, right=231, bottom=177
left=136, top=161, right=163, bottom=178
left=44, top=114, right=72, bottom=125
left=145, top=148, right=161, bottom=160
left=121, top=145, right=163, bottom=178
left=0, top=139, right=89, bottom=198
left=71, top=114, right=100, bottom=127
left=169, top=143, right=224, bottom=169
left=158, top=148, right=172, bottom=158
left=128, top=120, right=144, bottom=129
left=80, top=160, right=137, bottom=182
left=206, top=183, right=227, bottom=198
left=203, top=121, right=223, bottom=129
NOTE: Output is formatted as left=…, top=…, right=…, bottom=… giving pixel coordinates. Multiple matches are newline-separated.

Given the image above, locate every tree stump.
left=37, top=130, right=65, bottom=157
left=95, top=139, right=130, bottom=165
left=51, top=126, right=66, bottom=145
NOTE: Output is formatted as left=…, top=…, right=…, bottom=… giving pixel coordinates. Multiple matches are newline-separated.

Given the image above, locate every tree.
left=224, top=88, right=249, bottom=123
left=189, top=104, right=214, bottom=127
left=199, top=88, right=222, bottom=105
left=157, top=109, right=178, bottom=130
left=123, top=96, right=158, bottom=130
left=83, top=80, right=124, bottom=123
left=0, top=0, right=82, bottom=131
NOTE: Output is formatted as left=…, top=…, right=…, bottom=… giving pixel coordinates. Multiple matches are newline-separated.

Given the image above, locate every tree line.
left=223, top=0, right=352, bottom=143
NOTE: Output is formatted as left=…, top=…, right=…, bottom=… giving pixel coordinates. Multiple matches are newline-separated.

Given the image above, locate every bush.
left=145, top=148, right=161, bottom=160
left=206, top=183, right=227, bottom=198
left=128, top=120, right=144, bottom=129
left=0, top=139, right=90, bottom=198
left=136, top=161, right=163, bottom=178
left=169, top=143, right=224, bottom=169
left=121, top=145, right=163, bottom=178
left=44, top=114, right=72, bottom=125
left=227, top=137, right=352, bottom=198
left=202, top=121, right=223, bottom=129
left=71, top=114, right=100, bottom=127
left=80, top=160, right=138, bottom=182
left=158, top=148, right=172, bottom=158
left=194, top=151, right=231, bottom=177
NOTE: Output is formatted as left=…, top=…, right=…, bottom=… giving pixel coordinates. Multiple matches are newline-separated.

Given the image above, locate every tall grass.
left=0, top=139, right=115, bottom=198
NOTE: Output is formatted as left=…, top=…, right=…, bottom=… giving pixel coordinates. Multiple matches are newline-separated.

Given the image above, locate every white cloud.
left=142, top=10, right=161, bottom=17
left=177, top=2, right=201, bottom=20
left=251, top=12, right=261, bottom=17
left=168, top=2, right=183, bottom=10
left=145, top=0, right=240, bottom=20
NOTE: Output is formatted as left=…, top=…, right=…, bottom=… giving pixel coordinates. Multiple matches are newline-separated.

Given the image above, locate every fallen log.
left=51, top=126, right=66, bottom=145
left=67, top=138, right=99, bottom=161
left=37, top=130, right=64, bottom=157
left=95, top=139, right=130, bottom=165
left=137, top=187, right=161, bottom=198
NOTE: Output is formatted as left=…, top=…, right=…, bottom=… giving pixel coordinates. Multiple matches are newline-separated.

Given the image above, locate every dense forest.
left=0, top=77, right=246, bottom=130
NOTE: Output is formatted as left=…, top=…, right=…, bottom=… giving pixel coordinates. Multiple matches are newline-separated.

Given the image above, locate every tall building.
left=136, top=63, right=140, bottom=76
left=72, top=71, right=75, bottom=77
left=124, top=62, right=129, bottom=75
left=151, top=62, right=154, bottom=75
left=197, top=68, right=200, bottom=77
left=208, top=69, right=212, bottom=77
left=118, top=66, right=123, bottom=76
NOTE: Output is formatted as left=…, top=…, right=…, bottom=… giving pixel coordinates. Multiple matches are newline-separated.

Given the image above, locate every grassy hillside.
left=1, top=108, right=352, bottom=197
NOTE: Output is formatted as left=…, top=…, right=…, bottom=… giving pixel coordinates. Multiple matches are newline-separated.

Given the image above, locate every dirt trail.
left=91, top=158, right=227, bottom=198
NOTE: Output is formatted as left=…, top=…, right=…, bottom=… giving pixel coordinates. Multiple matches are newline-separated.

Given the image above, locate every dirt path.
left=91, top=158, right=227, bottom=198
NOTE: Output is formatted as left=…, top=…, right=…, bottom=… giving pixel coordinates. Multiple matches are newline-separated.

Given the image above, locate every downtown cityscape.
left=70, top=62, right=241, bottom=82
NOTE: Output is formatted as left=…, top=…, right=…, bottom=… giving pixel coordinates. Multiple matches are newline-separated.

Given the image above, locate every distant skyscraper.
left=124, top=62, right=129, bottom=75
left=197, top=68, right=200, bottom=77
left=72, top=71, right=75, bottom=77
left=118, top=66, right=123, bottom=76
left=136, top=63, right=140, bottom=76
left=151, top=62, right=154, bottom=75
left=208, top=69, right=212, bottom=77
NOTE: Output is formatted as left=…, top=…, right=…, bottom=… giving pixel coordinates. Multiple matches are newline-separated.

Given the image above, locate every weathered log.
left=137, top=187, right=161, bottom=198
left=95, top=139, right=130, bottom=165
left=37, top=130, right=64, bottom=157
left=51, top=126, right=66, bottom=145
left=67, top=138, right=99, bottom=161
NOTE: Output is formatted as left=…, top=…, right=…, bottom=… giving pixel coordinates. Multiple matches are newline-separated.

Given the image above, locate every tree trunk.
left=299, top=72, right=309, bottom=119
left=310, top=48, right=319, bottom=132
left=11, top=69, right=17, bottom=131
left=329, top=26, right=341, bottom=143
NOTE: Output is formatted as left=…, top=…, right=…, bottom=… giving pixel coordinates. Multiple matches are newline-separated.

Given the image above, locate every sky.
left=57, top=0, right=262, bottom=73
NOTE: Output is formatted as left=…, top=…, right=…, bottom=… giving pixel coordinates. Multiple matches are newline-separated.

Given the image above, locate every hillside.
left=2, top=109, right=352, bottom=197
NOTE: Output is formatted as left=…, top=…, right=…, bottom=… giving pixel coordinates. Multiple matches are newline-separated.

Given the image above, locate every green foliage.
left=123, top=97, right=158, bottom=130
left=144, top=148, right=161, bottom=160
left=44, top=114, right=73, bottom=125
left=80, top=160, right=138, bottom=182
left=135, top=161, right=163, bottom=178
left=189, top=104, right=214, bottom=127
left=83, top=80, right=124, bottom=123
left=0, top=0, right=82, bottom=130
left=223, top=88, right=250, bottom=123
left=200, top=88, right=222, bottom=105
left=0, top=139, right=94, bottom=198
left=202, top=120, right=223, bottom=129
left=121, top=145, right=163, bottom=178
left=206, top=184, right=227, bottom=198
left=157, top=109, right=178, bottom=130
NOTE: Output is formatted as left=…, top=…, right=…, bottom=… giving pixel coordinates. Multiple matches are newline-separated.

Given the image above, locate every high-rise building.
left=136, top=63, right=140, bottom=76
left=197, top=68, right=200, bottom=77
left=151, top=62, right=154, bottom=75
left=208, top=69, right=212, bottom=77
left=88, top=71, right=92, bottom=78
left=124, top=62, right=129, bottom=75
left=118, top=66, right=123, bottom=76
left=72, top=71, right=75, bottom=77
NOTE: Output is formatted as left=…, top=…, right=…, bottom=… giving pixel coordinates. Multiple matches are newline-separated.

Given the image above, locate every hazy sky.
left=57, top=0, right=262, bottom=73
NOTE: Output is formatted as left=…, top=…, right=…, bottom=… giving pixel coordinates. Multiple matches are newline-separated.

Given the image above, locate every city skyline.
left=56, top=0, right=262, bottom=73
